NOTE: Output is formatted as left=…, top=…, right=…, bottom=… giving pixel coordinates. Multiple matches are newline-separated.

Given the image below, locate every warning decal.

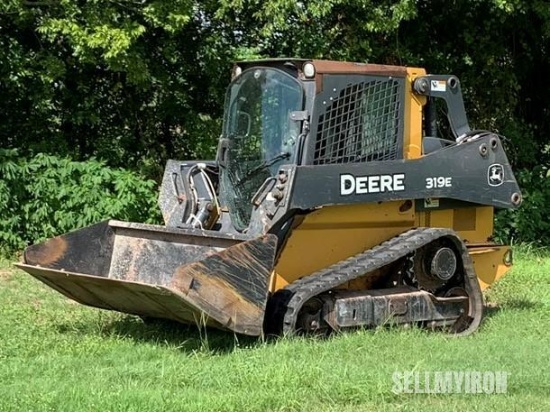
left=430, top=80, right=447, bottom=92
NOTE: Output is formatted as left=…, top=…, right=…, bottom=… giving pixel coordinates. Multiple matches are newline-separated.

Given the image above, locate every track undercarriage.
left=267, top=228, right=483, bottom=336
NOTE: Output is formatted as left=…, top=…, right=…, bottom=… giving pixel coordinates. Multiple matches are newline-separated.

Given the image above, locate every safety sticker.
left=430, top=80, right=446, bottom=92
left=424, top=198, right=440, bottom=208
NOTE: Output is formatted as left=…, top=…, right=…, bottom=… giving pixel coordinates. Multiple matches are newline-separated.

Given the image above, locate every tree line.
left=1, top=0, right=549, bottom=249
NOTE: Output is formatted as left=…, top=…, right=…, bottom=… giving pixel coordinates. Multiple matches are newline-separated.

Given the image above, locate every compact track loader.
left=17, top=59, right=522, bottom=336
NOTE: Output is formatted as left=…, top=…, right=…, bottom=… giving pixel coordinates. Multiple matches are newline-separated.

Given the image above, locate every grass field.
left=1, top=249, right=550, bottom=411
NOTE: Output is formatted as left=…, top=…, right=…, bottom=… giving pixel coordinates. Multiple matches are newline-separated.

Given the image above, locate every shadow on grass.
left=484, top=298, right=542, bottom=318
left=54, top=298, right=543, bottom=352
left=56, top=315, right=263, bottom=354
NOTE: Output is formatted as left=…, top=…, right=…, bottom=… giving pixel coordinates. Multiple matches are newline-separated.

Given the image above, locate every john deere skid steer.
left=16, top=59, right=522, bottom=336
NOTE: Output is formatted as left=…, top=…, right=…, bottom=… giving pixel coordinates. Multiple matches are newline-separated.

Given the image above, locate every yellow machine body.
left=273, top=68, right=510, bottom=293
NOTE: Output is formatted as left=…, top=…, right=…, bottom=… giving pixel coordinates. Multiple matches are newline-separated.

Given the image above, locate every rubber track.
left=279, top=227, right=483, bottom=336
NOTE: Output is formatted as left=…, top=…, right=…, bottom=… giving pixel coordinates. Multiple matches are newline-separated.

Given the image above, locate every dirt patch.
left=0, top=270, right=13, bottom=281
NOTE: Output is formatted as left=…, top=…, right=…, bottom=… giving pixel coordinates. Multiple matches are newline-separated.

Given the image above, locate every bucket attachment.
left=16, top=221, right=277, bottom=336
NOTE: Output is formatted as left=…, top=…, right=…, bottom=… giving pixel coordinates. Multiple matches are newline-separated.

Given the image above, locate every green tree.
left=1, top=1, right=237, bottom=179
left=2, top=0, right=550, bottom=245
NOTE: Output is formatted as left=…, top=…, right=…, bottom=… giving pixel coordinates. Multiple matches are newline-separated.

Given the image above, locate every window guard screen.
left=313, top=79, right=401, bottom=165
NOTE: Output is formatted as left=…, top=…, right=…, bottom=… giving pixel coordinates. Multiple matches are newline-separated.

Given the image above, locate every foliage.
left=1, top=0, right=228, bottom=179
left=216, top=0, right=417, bottom=60
left=2, top=1, right=550, bottom=172
left=1, top=0, right=550, bottom=245
left=0, top=149, right=160, bottom=253
left=495, top=167, right=550, bottom=246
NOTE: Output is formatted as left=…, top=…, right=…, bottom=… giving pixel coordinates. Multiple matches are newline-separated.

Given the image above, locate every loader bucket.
left=15, top=221, right=277, bottom=336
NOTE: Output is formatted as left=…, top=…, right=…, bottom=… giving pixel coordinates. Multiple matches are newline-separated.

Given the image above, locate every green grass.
left=1, top=250, right=550, bottom=412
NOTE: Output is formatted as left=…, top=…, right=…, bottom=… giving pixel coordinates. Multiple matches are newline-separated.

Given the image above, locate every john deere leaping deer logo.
left=488, top=164, right=504, bottom=186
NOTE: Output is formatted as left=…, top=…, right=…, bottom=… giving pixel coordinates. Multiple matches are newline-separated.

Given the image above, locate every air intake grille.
left=314, top=79, right=401, bottom=165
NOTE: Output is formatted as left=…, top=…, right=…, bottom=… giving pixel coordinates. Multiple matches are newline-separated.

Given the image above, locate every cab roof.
left=235, top=58, right=409, bottom=78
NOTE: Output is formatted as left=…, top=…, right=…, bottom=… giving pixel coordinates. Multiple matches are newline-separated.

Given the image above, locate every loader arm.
left=282, top=134, right=520, bottom=213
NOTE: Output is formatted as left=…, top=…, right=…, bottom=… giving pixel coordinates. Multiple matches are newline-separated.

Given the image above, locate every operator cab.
left=164, top=59, right=475, bottom=235
left=219, top=63, right=306, bottom=231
